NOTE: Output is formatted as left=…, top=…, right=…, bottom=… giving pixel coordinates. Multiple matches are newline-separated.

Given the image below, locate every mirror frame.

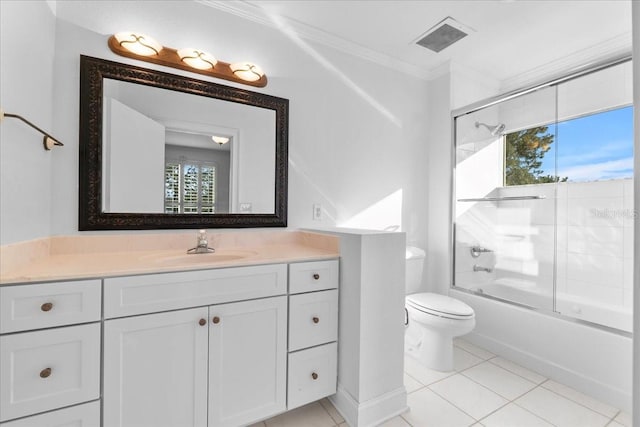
left=79, top=55, right=288, bottom=230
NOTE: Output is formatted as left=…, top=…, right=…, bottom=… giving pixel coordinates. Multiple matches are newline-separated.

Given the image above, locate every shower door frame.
left=449, top=54, right=633, bottom=334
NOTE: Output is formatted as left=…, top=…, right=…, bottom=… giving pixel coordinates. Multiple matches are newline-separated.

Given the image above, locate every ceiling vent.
left=414, top=17, right=474, bottom=53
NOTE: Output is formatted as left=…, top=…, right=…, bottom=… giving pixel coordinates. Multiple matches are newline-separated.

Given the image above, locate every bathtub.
left=468, top=279, right=633, bottom=333
left=450, top=285, right=633, bottom=412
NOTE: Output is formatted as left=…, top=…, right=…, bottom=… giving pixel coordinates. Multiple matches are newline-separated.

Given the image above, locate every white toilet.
left=405, top=247, right=476, bottom=372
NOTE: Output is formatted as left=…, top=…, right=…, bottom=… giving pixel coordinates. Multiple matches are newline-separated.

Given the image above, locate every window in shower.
left=453, top=59, right=633, bottom=332
left=505, top=106, right=634, bottom=186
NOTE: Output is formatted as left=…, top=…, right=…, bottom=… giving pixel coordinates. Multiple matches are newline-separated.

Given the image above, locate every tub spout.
left=473, top=264, right=493, bottom=273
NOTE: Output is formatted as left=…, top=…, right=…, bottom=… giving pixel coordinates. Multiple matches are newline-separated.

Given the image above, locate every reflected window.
left=165, top=161, right=217, bottom=214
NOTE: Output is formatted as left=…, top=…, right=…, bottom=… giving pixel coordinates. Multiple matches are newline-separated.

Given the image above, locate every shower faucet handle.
left=470, top=246, right=493, bottom=258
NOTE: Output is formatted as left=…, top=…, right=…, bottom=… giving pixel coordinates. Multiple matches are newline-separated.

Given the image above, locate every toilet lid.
left=406, top=293, right=474, bottom=319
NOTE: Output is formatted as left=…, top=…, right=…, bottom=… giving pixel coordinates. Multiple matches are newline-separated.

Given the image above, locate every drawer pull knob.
left=312, top=317, right=320, bottom=324
left=40, top=302, right=53, bottom=312
left=311, top=372, right=318, bottom=380
left=313, top=273, right=320, bottom=280
left=212, top=316, right=220, bottom=324
left=40, top=368, right=52, bottom=378
left=199, top=318, right=206, bottom=326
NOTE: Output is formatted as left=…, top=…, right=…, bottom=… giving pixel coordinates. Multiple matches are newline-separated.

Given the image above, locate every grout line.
left=539, top=383, right=620, bottom=420
left=511, top=398, right=560, bottom=427
left=454, top=347, right=486, bottom=372
left=487, top=357, right=548, bottom=384
left=428, top=383, right=480, bottom=420
left=407, top=385, right=426, bottom=395
left=454, top=341, right=498, bottom=362
left=399, top=413, right=414, bottom=426
left=428, top=377, right=511, bottom=423
left=404, top=371, right=426, bottom=386
left=459, top=366, right=538, bottom=402
left=319, top=398, right=343, bottom=425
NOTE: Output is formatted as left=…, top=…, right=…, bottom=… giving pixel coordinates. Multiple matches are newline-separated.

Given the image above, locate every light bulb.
left=114, top=32, right=162, bottom=56
left=230, top=62, right=264, bottom=82
left=177, top=48, right=217, bottom=70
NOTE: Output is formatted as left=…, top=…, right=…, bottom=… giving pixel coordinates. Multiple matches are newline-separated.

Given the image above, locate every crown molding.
left=197, top=0, right=632, bottom=89
left=500, top=32, right=632, bottom=92
left=196, top=0, right=430, bottom=80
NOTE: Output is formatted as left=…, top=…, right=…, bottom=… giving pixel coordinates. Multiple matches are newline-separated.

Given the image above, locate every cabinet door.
left=103, top=308, right=208, bottom=427
left=209, top=296, right=287, bottom=427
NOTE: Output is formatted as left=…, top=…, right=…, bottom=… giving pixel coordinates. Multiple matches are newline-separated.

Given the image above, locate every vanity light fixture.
left=108, top=33, right=267, bottom=87
left=114, top=32, right=162, bottom=56
left=230, top=62, right=265, bottom=83
left=0, top=108, right=64, bottom=151
left=177, top=48, right=217, bottom=70
left=211, top=136, right=229, bottom=145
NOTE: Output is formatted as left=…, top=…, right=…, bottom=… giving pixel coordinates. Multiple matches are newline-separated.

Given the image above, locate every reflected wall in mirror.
left=79, top=55, right=288, bottom=230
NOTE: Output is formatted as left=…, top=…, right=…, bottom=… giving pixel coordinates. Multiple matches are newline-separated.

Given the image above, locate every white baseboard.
left=329, top=385, right=408, bottom=427
left=467, top=331, right=632, bottom=413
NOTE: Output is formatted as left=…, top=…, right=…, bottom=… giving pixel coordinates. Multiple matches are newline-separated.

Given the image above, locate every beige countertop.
left=0, top=231, right=339, bottom=285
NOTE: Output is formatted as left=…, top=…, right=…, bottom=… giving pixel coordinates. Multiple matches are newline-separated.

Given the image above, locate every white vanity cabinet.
left=0, top=280, right=101, bottom=425
left=287, top=260, right=339, bottom=410
left=0, top=257, right=338, bottom=427
left=103, top=264, right=289, bottom=427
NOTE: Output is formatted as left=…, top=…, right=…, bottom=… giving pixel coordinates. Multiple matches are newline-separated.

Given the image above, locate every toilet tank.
left=405, top=246, right=425, bottom=295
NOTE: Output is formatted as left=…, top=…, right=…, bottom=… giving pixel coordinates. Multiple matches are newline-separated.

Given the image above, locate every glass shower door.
left=453, top=85, right=558, bottom=311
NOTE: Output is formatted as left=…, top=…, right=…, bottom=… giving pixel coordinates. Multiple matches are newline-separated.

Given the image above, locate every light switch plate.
left=312, top=203, right=322, bottom=221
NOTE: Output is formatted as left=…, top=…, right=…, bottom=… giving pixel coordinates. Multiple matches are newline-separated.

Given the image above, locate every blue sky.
left=539, top=106, right=634, bottom=182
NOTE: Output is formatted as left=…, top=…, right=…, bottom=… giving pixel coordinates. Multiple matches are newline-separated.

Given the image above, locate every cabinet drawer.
left=289, top=260, right=338, bottom=294
left=289, top=290, right=338, bottom=351
left=104, top=263, right=287, bottom=318
left=287, top=342, right=337, bottom=410
left=0, top=280, right=101, bottom=333
left=0, top=324, right=101, bottom=422
left=1, top=400, right=100, bottom=427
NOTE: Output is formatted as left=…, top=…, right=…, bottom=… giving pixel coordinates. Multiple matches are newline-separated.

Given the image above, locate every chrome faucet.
left=470, top=246, right=493, bottom=258
left=473, top=264, right=493, bottom=273
left=187, top=230, right=215, bottom=254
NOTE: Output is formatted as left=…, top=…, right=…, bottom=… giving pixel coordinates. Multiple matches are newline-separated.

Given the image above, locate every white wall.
left=424, top=64, right=501, bottom=294
left=0, top=1, right=56, bottom=245
left=37, top=1, right=430, bottom=248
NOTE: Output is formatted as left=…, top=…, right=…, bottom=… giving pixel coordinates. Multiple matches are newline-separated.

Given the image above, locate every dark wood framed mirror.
left=79, top=55, right=288, bottom=230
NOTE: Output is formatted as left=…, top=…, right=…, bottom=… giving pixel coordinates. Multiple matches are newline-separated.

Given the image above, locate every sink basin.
left=144, top=250, right=257, bottom=266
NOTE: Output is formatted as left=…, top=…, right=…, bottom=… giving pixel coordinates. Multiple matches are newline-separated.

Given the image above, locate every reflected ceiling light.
left=177, top=48, right=217, bottom=70
left=114, top=32, right=162, bottom=56
left=230, top=62, right=265, bottom=82
left=108, top=33, right=267, bottom=87
left=212, top=136, right=230, bottom=145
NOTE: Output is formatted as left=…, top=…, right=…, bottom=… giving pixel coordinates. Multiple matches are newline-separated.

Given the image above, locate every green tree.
left=505, top=126, right=568, bottom=185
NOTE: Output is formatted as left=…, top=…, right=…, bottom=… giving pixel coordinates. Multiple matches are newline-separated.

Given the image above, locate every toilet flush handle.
left=404, top=307, right=409, bottom=326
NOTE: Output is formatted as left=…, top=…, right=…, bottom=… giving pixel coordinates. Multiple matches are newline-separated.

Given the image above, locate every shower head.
left=475, top=121, right=506, bottom=136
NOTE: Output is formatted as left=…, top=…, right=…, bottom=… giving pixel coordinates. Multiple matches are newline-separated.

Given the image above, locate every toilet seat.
left=406, top=293, right=474, bottom=320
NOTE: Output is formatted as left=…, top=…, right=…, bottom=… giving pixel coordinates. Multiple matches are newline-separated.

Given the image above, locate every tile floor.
left=257, top=339, right=632, bottom=427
